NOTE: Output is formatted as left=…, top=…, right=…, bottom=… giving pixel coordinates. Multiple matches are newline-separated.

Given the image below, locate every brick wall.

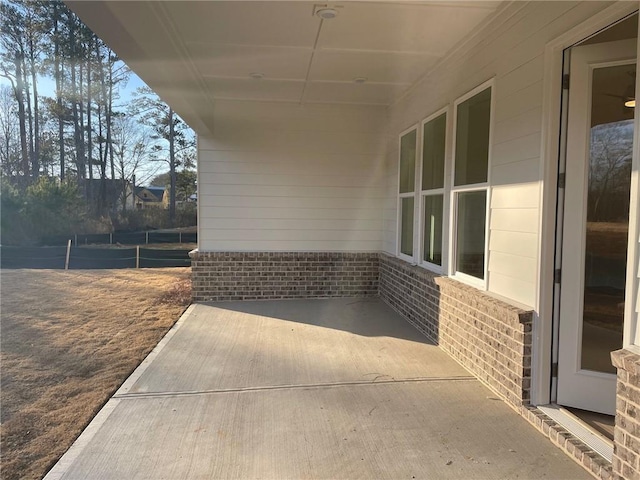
left=189, top=251, right=379, bottom=301
left=378, top=253, right=533, bottom=407
left=611, top=349, right=640, bottom=480
left=378, top=252, right=441, bottom=342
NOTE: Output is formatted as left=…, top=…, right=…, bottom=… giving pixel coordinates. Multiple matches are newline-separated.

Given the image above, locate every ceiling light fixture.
left=625, top=99, right=636, bottom=108
left=353, top=77, right=367, bottom=84
left=249, top=72, right=264, bottom=80
left=315, top=7, right=338, bottom=20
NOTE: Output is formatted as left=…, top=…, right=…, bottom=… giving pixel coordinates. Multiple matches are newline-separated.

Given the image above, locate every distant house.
left=134, top=186, right=166, bottom=209
left=85, top=179, right=133, bottom=212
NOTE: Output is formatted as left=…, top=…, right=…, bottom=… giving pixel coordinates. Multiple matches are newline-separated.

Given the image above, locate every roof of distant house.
left=135, top=186, right=165, bottom=202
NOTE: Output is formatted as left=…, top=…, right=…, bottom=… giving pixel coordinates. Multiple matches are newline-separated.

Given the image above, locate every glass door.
left=557, top=39, right=636, bottom=415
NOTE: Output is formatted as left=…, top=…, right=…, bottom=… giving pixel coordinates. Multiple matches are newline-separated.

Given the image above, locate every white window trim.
left=397, top=124, right=419, bottom=263
left=450, top=188, right=490, bottom=290
left=448, top=78, right=495, bottom=290
left=418, top=106, right=450, bottom=274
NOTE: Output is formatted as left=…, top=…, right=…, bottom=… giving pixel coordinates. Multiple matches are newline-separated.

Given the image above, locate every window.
left=420, top=111, right=447, bottom=269
left=395, top=81, right=493, bottom=287
left=451, top=83, right=492, bottom=283
left=398, top=128, right=417, bottom=259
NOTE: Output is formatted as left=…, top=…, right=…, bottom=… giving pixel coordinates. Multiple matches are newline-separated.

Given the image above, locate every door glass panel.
left=581, top=63, right=635, bottom=373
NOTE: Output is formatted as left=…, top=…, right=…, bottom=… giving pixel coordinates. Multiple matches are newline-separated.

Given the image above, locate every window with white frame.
left=398, top=128, right=417, bottom=259
left=451, top=84, right=492, bottom=283
left=420, top=111, right=447, bottom=269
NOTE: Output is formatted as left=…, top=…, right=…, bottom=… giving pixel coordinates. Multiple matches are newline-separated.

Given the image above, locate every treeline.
left=0, top=0, right=196, bottom=243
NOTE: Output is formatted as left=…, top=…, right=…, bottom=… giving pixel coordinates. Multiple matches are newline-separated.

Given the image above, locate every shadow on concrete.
left=204, top=297, right=434, bottom=344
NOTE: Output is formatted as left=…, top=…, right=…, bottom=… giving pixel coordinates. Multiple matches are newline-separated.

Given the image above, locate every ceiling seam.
left=352, top=1, right=500, bottom=10
left=300, top=17, right=326, bottom=105
left=185, top=41, right=442, bottom=57
left=213, top=96, right=390, bottom=108
left=200, top=74, right=410, bottom=87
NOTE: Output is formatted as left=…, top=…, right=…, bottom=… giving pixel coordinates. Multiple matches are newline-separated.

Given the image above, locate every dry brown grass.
left=0, top=268, right=191, bottom=480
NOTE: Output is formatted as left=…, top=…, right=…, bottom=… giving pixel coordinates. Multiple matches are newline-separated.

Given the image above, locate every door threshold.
left=537, top=404, right=613, bottom=462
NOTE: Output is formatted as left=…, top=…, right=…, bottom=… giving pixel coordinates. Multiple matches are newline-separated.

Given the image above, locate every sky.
left=0, top=64, right=149, bottom=110
left=0, top=65, right=194, bottom=185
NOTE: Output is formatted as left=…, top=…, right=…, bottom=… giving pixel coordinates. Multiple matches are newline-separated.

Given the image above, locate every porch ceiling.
left=66, top=1, right=503, bottom=135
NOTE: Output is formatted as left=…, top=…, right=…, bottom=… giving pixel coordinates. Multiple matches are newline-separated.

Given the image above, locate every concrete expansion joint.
left=113, top=375, right=478, bottom=400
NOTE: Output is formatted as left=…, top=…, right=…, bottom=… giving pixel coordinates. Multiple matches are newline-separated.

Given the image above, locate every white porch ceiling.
left=66, top=1, right=503, bottom=135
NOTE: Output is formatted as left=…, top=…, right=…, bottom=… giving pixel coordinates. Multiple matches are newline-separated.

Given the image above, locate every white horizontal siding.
left=205, top=128, right=385, bottom=155
left=493, top=80, right=543, bottom=124
left=489, top=272, right=537, bottom=308
left=387, top=1, right=613, bottom=306
left=199, top=173, right=383, bottom=189
left=490, top=208, right=539, bottom=234
left=199, top=240, right=382, bottom=252
left=493, top=107, right=543, bottom=146
left=491, top=159, right=540, bottom=186
left=494, top=55, right=545, bottom=101
left=199, top=152, right=377, bottom=176
left=199, top=196, right=379, bottom=211
left=201, top=228, right=379, bottom=242
left=198, top=100, right=389, bottom=252
left=492, top=132, right=541, bottom=167
left=199, top=206, right=382, bottom=220
left=200, top=218, right=382, bottom=232
left=201, top=184, right=385, bottom=200
left=491, top=183, right=540, bottom=209
left=489, top=230, right=538, bottom=259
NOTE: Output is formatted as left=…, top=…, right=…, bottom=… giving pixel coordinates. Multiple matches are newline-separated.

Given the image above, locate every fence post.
left=74, top=234, right=77, bottom=246
left=110, top=233, right=113, bottom=244
left=136, top=246, right=140, bottom=269
left=65, top=239, right=71, bottom=270
left=179, top=232, right=182, bottom=244
left=146, top=231, right=149, bottom=244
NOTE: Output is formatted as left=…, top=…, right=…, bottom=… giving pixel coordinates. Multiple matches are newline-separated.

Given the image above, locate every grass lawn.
left=0, top=268, right=191, bottom=480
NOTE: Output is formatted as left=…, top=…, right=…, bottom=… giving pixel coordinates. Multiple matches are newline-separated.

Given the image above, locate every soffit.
left=66, top=1, right=503, bottom=134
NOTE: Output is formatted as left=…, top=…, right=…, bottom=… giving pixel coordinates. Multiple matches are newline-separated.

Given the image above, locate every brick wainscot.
left=189, top=251, right=379, bottom=302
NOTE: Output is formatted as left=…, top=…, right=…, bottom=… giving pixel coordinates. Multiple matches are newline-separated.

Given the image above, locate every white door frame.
left=535, top=2, right=639, bottom=407
left=556, top=41, right=636, bottom=415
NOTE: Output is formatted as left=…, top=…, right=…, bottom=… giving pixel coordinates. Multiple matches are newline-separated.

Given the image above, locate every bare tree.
left=0, top=84, right=20, bottom=175
left=111, top=113, right=157, bottom=213
left=0, top=1, right=29, bottom=179
left=588, top=120, right=634, bottom=222
left=132, top=86, right=194, bottom=226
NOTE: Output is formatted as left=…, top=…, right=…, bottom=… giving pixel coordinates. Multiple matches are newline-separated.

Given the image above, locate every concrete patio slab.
left=45, top=299, right=590, bottom=480
left=121, top=298, right=470, bottom=395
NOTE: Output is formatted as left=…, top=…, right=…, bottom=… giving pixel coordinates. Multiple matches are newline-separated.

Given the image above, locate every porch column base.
left=611, top=349, right=640, bottom=480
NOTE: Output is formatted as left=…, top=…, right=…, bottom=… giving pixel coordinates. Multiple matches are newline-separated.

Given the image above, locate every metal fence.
left=1, top=246, right=191, bottom=269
